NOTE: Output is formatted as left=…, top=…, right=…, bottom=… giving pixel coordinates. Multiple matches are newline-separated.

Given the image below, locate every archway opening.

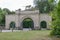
left=22, top=18, right=34, bottom=29
left=9, top=21, right=16, bottom=29
left=40, top=21, right=47, bottom=28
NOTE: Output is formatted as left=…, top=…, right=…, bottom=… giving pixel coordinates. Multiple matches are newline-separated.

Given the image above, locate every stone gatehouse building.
left=5, top=10, right=52, bottom=30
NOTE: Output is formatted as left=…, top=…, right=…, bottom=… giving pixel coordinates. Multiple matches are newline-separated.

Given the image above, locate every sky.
left=0, top=0, right=33, bottom=11
left=0, top=0, right=59, bottom=11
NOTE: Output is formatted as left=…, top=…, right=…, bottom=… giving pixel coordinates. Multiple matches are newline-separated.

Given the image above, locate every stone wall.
left=39, top=13, right=52, bottom=29
left=5, top=10, right=52, bottom=30
left=5, top=14, right=19, bottom=29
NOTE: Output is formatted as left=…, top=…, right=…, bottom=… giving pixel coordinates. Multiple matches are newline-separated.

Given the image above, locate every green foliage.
left=0, top=8, right=15, bottom=26
left=0, top=8, right=7, bottom=25
left=34, top=0, right=55, bottom=13
left=3, top=8, right=11, bottom=14
left=10, top=22, right=16, bottom=28
left=51, top=1, right=60, bottom=37
left=23, top=18, right=34, bottom=28
left=40, top=21, right=47, bottom=28
left=3, top=8, right=15, bottom=14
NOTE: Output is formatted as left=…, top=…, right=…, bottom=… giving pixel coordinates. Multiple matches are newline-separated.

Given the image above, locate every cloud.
left=0, top=0, right=33, bottom=11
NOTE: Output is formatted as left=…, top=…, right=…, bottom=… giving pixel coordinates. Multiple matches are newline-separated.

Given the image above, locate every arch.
left=9, top=21, right=16, bottom=29
left=40, top=21, right=47, bottom=28
left=22, top=18, right=34, bottom=29
left=21, top=16, right=34, bottom=22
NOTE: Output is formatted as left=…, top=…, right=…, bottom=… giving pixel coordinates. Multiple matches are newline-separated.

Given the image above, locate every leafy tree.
left=0, top=8, right=15, bottom=26
left=0, top=8, right=7, bottom=25
left=11, top=11, right=15, bottom=14
left=3, top=8, right=11, bottom=14
left=3, top=8, right=15, bottom=14
left=34, top=0, right=56, bottom=13
left=51, top=1, right=60, bottom=37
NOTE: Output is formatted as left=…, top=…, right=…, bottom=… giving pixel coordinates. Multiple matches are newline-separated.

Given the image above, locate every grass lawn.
left=0, top=30, right=60, bottom=40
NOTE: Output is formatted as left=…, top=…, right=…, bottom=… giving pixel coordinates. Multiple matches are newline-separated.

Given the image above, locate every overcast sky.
left=0, top=0, right=33, bottom=11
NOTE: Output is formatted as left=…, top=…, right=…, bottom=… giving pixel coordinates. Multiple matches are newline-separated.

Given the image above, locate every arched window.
left=40, top=21, right=47, bottom=28
left=10, top=21, right=16, bottom=29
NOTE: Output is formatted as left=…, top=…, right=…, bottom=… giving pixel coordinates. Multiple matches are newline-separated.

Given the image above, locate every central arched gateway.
left=22, top=18, right=34, bottom=29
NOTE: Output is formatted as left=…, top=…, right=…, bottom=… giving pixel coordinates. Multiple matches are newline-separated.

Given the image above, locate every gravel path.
left=0, top=28, right=32, bottom=32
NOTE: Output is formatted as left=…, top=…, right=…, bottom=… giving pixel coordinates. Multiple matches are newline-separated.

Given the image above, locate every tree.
left=0, top=8, right=7, bottom=25
left=3, top=8, right=11, bottom=14
left=0, top=8, right=15, bottom=30
left=3, top=8, right=15, bottom=14
left=51, top=1, right=60, bottom=37
left=11, top=11, right=15, bottom=14
left=0, top=8, right=15, bottom=26
left=34, top=0, right=56, bottom=13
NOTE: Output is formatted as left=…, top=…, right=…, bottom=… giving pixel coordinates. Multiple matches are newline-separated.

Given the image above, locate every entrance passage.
left=40, top=21, right=47, bottom=28
left=10, top=22, right=16, bottom=29
left=22, top=18, right=34, bottom=29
